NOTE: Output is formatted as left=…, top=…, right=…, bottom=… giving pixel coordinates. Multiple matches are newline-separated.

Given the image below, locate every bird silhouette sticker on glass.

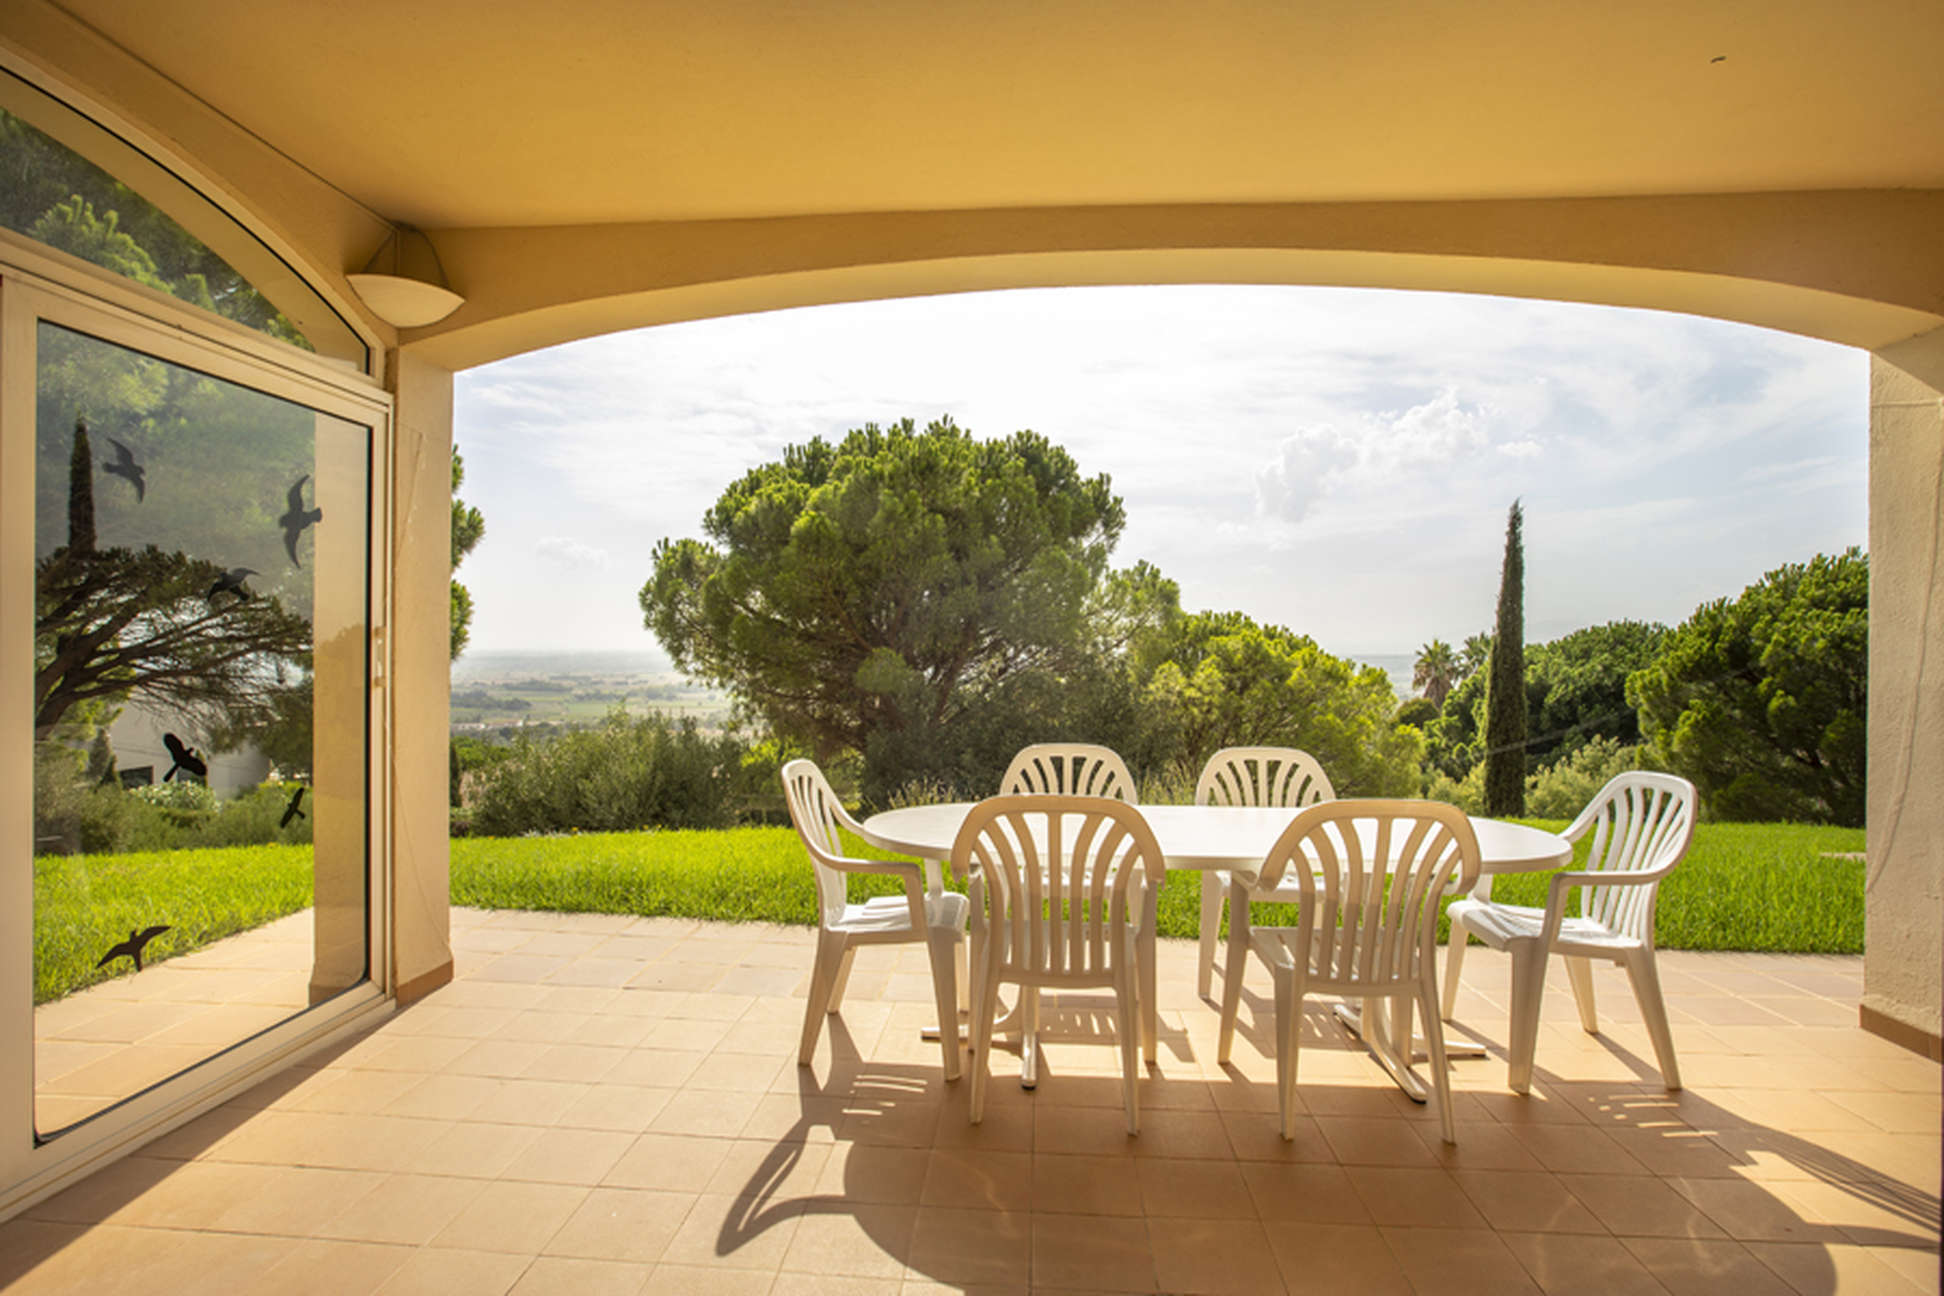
left=280, top=786, right=307, bottom=829
left=161, top=732, right=207, bottom=783
left=97, top=925, right=171, bottom=972
left=102, top=437, right=145, bottom=501
left=206, top=566, right=255, bottom=602
left=278, top=475, right=323, bottom=567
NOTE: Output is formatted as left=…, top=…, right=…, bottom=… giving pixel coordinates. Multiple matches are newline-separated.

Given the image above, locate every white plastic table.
left=858, top=802, right=1572, bottom=1099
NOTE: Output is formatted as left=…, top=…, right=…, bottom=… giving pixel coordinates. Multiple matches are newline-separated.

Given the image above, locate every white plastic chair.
left=1442, top=771, right=1696, bottom=1093
left=782, top=759, right=968, bottom=1079
left=999, top=743, right=1135, bottom=800
left=953, top=795, right=1162, bottom=1133
left=1224, top=800, right=1480, bottom=1143
left=1194, top=747, right=1335, bottom=1001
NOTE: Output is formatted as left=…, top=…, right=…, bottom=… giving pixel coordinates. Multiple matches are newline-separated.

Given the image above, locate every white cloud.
left=534, top=536, right=609, bottom=569
left=454, top=284, right=1866, bottom=656
left=1256, top=388, right=1492, bottom=524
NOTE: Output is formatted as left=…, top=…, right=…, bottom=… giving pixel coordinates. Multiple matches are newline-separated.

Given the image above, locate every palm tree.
left=1413, top=639, right=1460, bottom=708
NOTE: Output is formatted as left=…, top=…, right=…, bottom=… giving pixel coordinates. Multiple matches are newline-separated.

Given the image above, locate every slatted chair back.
left=1257, top=800, right=1480, bottom=991
left=952, top=796, right=1160, bottom=984
left=781, top=758, right=872, bottom=929
left=1195, top=746, right=1334, bottom=809
left=999, top=743, right=1135, bottom=801
left=1568, top=772, right=1696, bottom=945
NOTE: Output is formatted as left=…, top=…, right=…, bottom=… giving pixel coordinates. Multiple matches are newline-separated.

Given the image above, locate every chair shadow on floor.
left=1218, top=977, right=1940, bottom=1293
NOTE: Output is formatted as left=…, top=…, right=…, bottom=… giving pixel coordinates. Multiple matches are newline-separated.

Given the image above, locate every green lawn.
left=32, top=844, right=314, bottom=1004
left=450, top=818, right=1865, bottom=953
left=32, top=819, right=1864, bottom=1004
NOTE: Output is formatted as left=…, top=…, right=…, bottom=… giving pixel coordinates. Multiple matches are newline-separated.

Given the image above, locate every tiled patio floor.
left=5, top=906, right=1938, bottom=1294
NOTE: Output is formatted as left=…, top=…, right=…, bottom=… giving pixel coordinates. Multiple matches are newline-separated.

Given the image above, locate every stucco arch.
left=406, top=194, right=1944, bottom=374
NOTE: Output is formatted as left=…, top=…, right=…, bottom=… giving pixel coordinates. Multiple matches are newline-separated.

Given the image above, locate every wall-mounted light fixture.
left=347, top=224, right=464, bottom=328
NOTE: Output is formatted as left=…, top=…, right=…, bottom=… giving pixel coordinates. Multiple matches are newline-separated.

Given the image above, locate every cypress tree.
left=1483, top=500, right=1526, bottom=815
left=68, top=418, right=97, bottom=555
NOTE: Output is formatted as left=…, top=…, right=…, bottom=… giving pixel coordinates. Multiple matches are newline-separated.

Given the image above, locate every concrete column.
left=1863, top=347, right=1944, bottom=1059
left=389, top=350, right=454, bottom=1004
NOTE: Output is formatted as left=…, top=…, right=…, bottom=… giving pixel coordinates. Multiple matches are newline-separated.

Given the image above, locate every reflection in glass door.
left=31, top=320, right=370, bottom=1136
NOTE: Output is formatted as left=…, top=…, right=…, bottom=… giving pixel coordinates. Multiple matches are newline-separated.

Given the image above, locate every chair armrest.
left=821, top=856, right=929, bottom=931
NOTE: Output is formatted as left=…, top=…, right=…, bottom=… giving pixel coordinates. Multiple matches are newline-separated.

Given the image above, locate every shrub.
left=469, top=709, right=754, bottom=835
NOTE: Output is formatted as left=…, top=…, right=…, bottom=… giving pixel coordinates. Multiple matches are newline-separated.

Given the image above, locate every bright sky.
left=452, top=284, right=1867, bottom=665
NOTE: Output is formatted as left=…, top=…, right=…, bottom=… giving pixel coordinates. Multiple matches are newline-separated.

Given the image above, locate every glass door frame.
left=0, top=242, right=395, bottom=1216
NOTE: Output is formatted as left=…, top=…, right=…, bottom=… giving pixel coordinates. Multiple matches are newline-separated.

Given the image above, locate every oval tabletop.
left=857, top=802, right=1572, bottom=875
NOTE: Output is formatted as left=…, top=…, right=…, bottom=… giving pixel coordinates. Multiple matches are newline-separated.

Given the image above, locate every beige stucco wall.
left=1865, top=351, right=1944, bottom=1049
left=389, top=352, right=453, bottom=1002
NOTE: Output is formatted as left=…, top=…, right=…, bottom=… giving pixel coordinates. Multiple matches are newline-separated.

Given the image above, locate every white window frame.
left=0, top=237, right=396, bottom=1219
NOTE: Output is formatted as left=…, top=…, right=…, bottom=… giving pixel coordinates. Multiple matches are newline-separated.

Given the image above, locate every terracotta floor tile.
left=1557, top=1170, right=1726, bottom=1238
left=660, top=1191, right=803, bottom=1270
left=1380, top=1226, right=1543, bottom=1294
left=1744, top=1240, right=1936, bottom=1294
left=502, top=1127, right=639, bottom=1185
left=1500, top=1230, right=1681, bottom=1295
left=1135, top=1156, right=1254, bottom=1219
left=1667, top=1176, right=1829, bottom=1243
left=905, top=1206, right=1031, bottom=1286
left=1031, top=1212, right=1156, bottom=1291
left=544, top=1186, right=697, bottom=1263
left=1347, top=1166, right=1490, bottom=1229
left=375, top=1246, right=531, bottom=1296
left=1621, top=1237, right=1797, bottom=1296
left=12, top=929, right=1939, bottom=1296
left=640, top=1262, right=774, bottom=1294
left=782, top=1203, right=915, bottom=1280
left=256, top=1239, right=414, bottom=1296
left=430, top=1179, right=592, bottom=1253
left=1451, top=1168, right=1607, bottom=1233
left=604, top=1132, right=736, bottom=1192
left=317, top=1172, right=489, bottom=1245
left=1029, top=1152, right=1148, bottom=1216
left=1146, top=1215, right=1285, bottom=1295
left=1242, top=1161, right=1373, bottom=1224
left=1263, top=1220, right=1410, bottom=1294
left=919, top=1148, right=1033, bottom=1211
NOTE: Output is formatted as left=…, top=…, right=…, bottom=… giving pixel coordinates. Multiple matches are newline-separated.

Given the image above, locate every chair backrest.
left=951, top=795, right=1160, bottom=982
left=1568, top=771, right=1697, bottom=943
left=1258, top=800, right=1480, bottom=990
left=1195, top=746, right=1335, bottom=808
left=781, top=758, right=862, bottom=929
left=999, top=743, right=1134, bottom=800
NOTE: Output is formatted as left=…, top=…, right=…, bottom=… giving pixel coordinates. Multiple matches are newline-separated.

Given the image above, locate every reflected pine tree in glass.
left=31, top=322, right=369, bottom=1135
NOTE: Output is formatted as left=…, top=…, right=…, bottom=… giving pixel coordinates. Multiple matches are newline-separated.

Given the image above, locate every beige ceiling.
left=49, top=0, right=1944, bottom=229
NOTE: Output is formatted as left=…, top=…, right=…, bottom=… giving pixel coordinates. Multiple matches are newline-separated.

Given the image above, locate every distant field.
left=449, top=651, right=731, bottom=729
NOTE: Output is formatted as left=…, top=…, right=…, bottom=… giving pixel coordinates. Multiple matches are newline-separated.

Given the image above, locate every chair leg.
left=1624, top=949, right=1682, bottom=1091
left=1391, top=991, right=1416, bottom=1069
left=968, top=950, right=1002, bottom=1123
left=1417, top=976, right=1456, bottom=1144
left=1197, top=871, right=1223, bottom=998
left=1564, top=956, right=1599, bottom=1033
left=1505, top=939, right=1549, bottom=1095
left=1216, top=886, right=1250, bottom=1065
left=955, top=939, right=970, bottom=1015
left=827, top=945, right=858, bottom=1012
left=1139, top=924, right=1158, bottom=1066
left=926, top=933, right=963, bottom=1082
left=1441, top=923, right=1469, bottom=1022
left=799, top=931, right=845, bottom=1065
left=1273, top=966, right=1303, bottom=1140
left=1115, top=962, right=1141, bottom=1135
